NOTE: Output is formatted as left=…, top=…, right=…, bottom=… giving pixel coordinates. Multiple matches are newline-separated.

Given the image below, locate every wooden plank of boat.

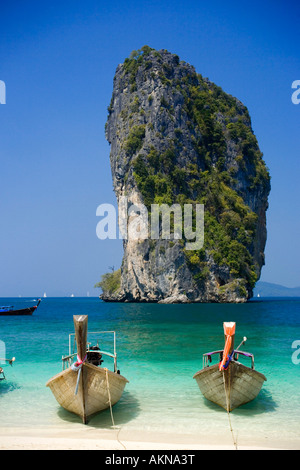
left=46, top=315, right=128, bottom=424
left=193, top=322, right=267, bottom=412
left=0, top=299, right=41, bottom=316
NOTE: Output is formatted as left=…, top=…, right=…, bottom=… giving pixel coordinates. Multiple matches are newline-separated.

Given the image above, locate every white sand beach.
left=0, top=426, right=297, bottom=450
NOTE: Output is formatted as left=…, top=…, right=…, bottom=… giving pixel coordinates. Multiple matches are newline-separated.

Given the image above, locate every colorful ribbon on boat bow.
left=71, top=354, right=87, bottom=395
left=73, top=354, right=87, bottom=368
left=219, top=322, right=236, bottom=371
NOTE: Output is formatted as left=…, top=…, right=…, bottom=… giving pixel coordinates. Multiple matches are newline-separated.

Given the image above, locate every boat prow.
left=193, top=322, right=267, bottom=412
left=46, top=315, right=129, bottom=424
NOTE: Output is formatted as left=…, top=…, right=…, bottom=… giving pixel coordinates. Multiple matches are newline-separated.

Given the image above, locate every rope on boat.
left=222, top=370, right=238, bottom=450
left=71, top=354, right=87, bottom=395
left=105, top=367, right=115, bottom=427
left=105, top=368, right=126, bottom=451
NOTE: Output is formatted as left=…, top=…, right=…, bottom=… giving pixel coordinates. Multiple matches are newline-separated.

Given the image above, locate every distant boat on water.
left=0, top=299, right=41, bottom=316
left=43, top=293, right=47, bottom=298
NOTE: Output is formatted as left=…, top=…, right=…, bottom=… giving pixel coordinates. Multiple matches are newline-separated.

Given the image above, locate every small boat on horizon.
left=193, top=322, right=267, bottom=412
left=0, top=299, right=41, bottom=316
left=46, top=315, right=129, bottom=424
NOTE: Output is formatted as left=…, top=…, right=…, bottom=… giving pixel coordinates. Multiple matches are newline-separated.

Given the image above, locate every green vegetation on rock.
left=94, top=269, right=121, bottom=296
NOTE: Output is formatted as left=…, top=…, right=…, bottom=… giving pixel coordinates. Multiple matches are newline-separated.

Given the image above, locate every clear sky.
left=0, top=0, right=299, bottom=296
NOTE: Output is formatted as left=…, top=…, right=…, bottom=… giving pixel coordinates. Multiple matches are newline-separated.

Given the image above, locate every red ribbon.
left=74, top=354, right=87, bottom=368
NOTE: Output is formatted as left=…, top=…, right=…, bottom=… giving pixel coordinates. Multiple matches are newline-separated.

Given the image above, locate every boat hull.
left=46, top=362, right=128, bottom=423
left=0, top=306, right=37, bottom=316
left=193, top=361, right=266, bottom=412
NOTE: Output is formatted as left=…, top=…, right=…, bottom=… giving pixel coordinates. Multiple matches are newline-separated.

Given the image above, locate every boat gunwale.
left=193, top=360, right=267, bottom=382
left=46, top=360, right=129, bottom=388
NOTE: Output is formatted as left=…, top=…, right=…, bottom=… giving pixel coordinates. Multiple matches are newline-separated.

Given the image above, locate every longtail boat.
left=0, top=299, right=41, bottom=316
left=46, top=315, right=128, bottom=424
left=193, top=322, right=267, bottom=412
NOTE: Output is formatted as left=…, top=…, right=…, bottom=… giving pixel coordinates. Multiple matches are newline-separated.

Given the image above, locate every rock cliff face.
left=103, top=46, right=270, bottom=303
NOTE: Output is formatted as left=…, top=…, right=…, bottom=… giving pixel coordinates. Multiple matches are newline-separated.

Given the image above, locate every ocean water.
left=0, top=297, right=300, bottom=447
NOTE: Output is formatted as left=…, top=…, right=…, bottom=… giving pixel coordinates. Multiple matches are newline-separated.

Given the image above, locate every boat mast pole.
left=73, top=315, right=88, bottom=424
left=224, top=322, right=235, bottom=354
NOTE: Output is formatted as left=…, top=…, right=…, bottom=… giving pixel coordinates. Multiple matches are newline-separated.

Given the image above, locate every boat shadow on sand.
left=56, top=390, right=140, bottom=427
left=202, top=388, right=277, bottom=415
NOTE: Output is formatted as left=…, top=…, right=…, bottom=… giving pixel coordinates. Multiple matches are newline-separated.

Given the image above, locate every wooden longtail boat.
left=46, top=315, right=128, bottom=424
left=0, top=299, right=41, bottom=316
left=193, top=322, right=267, bottom=412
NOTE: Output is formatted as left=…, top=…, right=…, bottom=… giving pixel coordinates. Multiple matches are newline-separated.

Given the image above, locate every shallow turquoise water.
left=0, top=297, right=300, bottom=446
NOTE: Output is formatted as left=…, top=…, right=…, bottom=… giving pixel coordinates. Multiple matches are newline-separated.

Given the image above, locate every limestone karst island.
left=97, top=46, right=270, bottom=304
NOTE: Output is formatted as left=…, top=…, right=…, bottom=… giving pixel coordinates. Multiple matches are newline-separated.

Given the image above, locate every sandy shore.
left=0, top=426, right=296, bottom=450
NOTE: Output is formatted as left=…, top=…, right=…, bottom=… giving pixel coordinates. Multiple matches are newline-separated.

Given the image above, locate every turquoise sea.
left=0, top=297, right=300, bottom=448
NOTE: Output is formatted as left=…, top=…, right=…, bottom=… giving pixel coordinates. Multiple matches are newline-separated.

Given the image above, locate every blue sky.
left=0, top=0, right=299, bottom=296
